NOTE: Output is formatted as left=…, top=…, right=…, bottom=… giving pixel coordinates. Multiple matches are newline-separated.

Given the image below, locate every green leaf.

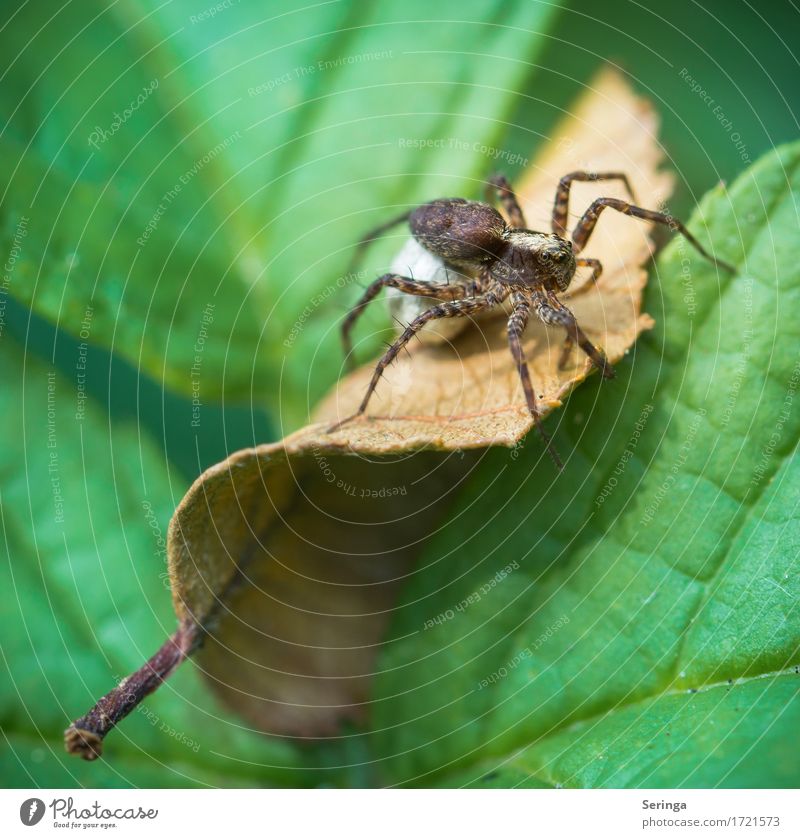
left=0, top=2, right=267, bottom=399
left=440, top=673, right=800, bottom=788
left=0, top=335, right=309, bottom=787
left=365, top=141, right=800, bottom=787
left=0, top=0, right=562, bottom=416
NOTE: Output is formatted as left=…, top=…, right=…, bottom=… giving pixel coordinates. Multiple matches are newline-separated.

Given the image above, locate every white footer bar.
left=1, top=788, right=797, bottom=837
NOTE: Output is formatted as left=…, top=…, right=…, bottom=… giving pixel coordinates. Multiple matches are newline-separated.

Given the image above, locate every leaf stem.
left=64, top=621, right=200, bottom=760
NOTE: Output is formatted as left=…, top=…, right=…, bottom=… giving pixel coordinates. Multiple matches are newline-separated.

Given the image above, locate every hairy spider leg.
left=345, top=208, right=413, bottom=276
left=507, top=291, right=564, bottom=470
left=485, top=173, right=527, bottom=228
left=552, top=171, right=637, bottom=238
left=531, top=289, right=616, bottom=379
left=562, top=257, right=604, bottom=301
left=557, top=336, right=576, bottom=371
left=329, top=288, right=507, bottom=431
left=571, top=197, right=736, bottom=272
left=341, top=272, right=469, bottom=367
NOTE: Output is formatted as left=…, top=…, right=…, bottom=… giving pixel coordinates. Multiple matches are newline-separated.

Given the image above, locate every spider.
left=332, top=171, right=734, bottom=467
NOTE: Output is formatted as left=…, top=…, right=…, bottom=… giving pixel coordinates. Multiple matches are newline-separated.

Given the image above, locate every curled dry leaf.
left=65, top=67, right=672, bottom=759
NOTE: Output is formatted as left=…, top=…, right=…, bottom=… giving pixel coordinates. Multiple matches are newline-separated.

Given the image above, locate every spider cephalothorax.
left=334, top=172, right=734, bottom=467
left=409, top=198, right=577, bottom=292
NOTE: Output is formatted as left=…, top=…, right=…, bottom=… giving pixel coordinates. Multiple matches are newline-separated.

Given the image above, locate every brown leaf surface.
left=67, top=67, right=674, bottom=756
left=170, top=447, right=471, bottom=736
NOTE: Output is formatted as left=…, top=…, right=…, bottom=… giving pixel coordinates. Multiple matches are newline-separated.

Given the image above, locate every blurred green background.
left=1, top=0, right=798, bottom=788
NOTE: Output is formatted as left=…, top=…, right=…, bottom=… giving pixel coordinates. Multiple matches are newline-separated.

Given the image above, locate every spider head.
left=496, top=231, right=576, bottom=292
left=534, top=235, right=576, bottom=292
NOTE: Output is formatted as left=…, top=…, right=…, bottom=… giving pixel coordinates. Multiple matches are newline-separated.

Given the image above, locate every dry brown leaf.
left=65, top=67, right=672, bottom=759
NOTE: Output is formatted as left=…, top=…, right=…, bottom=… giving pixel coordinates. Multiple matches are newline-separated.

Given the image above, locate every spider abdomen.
left=388, top=237, right=474, bottom=342
left=410, top=198, right=508, bottom=265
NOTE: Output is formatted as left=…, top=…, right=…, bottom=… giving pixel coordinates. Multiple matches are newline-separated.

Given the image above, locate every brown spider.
left=332, top=172, right=734, bottom=467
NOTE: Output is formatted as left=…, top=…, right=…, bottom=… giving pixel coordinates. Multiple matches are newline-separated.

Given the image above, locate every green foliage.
left=0, top=339, right=306, bottom=787
left=0, top=0, right=560, bottom=422
left=4, top=137, right=795, bottom=791
left=1, top=1, right=799, bottom=790
left=0, top=0, right=564, bottom=788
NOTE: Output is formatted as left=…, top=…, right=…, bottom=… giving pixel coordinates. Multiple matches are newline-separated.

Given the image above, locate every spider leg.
left=507, top=292, right=564, bottom=470
left=552, top=171, right=637, bottom=237
left=345, top=209, right=412, bottom=276
left=562, top=257, right=603, bottom=301
left=557, top=336, right=575, bottom=370
left=341, top=272, right=468, bottom=367
left=571, top=197, right=735, bottom=272
left=532, top=290, right=616, bottom=379
left=485, top=173, right=527, bottom=228
left=329, top=288, right=506, bottom=431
